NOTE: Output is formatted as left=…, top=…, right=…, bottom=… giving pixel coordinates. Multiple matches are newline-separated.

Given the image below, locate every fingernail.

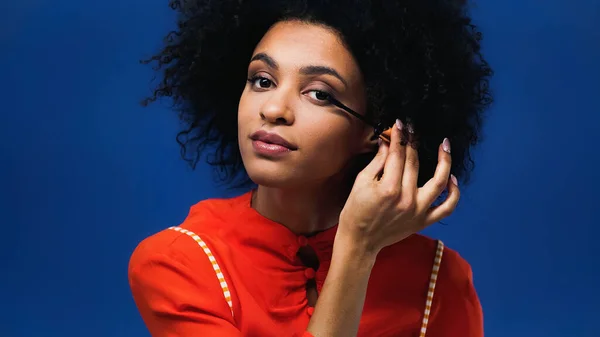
left=377, top=138, right=382, bottom=146
left=442, top=138, right=451, bottom=153
left=407, top=123, right=415, bottom=134
left=450, top=174, right=458, bottom=186
left=395, top=119, right=403, bottom=130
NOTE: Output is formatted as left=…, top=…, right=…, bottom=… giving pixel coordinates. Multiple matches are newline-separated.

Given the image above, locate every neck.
left=251, top=178, right=350, bottom=236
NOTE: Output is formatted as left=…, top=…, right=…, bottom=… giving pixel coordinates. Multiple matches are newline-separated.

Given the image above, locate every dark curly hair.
left=142, top=0, right=493, bottom=188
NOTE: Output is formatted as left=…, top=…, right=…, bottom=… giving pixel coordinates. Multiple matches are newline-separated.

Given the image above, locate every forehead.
left=252, top=21, right=361, bottom=81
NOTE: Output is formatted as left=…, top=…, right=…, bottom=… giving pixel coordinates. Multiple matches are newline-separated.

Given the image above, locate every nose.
left=259, top=88, right=295, bottom=125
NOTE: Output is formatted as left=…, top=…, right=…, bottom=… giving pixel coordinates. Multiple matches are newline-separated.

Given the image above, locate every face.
left=238, top=20, right=374, bottom=188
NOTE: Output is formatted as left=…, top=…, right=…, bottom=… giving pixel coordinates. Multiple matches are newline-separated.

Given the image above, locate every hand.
left=338, top=119, right=460, bottom=255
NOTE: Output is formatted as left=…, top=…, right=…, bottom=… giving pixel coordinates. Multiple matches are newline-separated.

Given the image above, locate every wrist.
left=332, top=231, right=378, bottom=270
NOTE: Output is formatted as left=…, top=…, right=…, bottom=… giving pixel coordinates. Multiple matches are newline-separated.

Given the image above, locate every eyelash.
left=246, top=75, right=335, bottom=105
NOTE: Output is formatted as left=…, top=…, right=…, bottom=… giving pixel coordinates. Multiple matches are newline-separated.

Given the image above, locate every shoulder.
left=178, top=193, right=250, bottom=233
left=127, top=199, right=242, bottom=329
left=408, top=234, right=473, bottom=284
left=407, top=236, right=483, bottom=336
left=379, top=233, right=474, bottom=293
left=409, top=235, right=471, bottom=277
left=408, top=235, right=483, bottom=335
left=128, top=192, right=251, bottom=277
left=373, top=234, right=474, bottom=292
left=128, top=226, right=197, bottom=275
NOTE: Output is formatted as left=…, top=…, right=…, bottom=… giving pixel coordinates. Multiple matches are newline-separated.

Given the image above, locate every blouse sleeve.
left=427, top=250, right=484, bottom=337
left=128, top=233, right=317, bottom=337
left=128, top=237, right=242, bottom=337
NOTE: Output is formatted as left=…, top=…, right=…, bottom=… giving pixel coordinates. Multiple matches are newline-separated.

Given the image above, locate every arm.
left=129, top=252, right=242, bottom=337
left=306, top=234, right=376, bottom=337
left=308, top=122, right=458, bottom=337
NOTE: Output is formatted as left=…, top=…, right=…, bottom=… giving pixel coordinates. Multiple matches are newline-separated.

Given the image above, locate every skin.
left=238, top=20, right=375, bottom=235
left=238, top=20, right=460, bottom=336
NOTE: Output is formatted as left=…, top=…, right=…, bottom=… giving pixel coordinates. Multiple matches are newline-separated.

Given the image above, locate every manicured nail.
left=442, top=138, right=451, bottom=153
left=407, top=123, right=415, bottom=134
left=450, top=174, right=458, bottom=186
left=396, top=119, right=403, bottom=130
left=377, top=138, right=382, bottom=146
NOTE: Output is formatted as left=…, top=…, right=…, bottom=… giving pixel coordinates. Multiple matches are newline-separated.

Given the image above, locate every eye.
left=307, top=90, right=332, bottom=103
left=247, top=76, right=274, bottom=89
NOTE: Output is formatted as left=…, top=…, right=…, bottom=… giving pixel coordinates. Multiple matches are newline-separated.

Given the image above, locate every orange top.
left=128, top=191, right=483, bottom=337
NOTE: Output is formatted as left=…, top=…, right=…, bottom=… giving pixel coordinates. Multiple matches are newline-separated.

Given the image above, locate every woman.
left=129, top=0, right=493, bottom=336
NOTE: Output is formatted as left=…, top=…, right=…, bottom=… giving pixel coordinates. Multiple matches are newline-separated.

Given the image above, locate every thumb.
left=360, top=140, right=389, bottom=179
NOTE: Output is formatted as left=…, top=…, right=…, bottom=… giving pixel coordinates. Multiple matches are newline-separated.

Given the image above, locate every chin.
left=239, top=145, right=346, bottom=189
left=245, top=161, right=305, bottom=188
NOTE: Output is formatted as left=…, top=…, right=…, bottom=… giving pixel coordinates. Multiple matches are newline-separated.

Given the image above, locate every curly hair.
left=142, top=0, right=493, bottom=188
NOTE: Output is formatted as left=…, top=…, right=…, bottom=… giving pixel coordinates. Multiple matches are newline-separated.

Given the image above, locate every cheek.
left=300, top=117, right=357, bottom=163
left=237, top=89, right=262, bottom=140
left=238, top=90, right=252, bottom=123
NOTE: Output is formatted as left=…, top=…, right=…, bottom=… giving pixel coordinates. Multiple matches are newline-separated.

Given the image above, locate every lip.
left=249, top=130, right=297, bottom=156
left=250, top=130, right=298, bottom=150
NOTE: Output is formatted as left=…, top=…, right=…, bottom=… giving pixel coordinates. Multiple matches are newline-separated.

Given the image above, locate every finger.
left=380, top=119, right=406, bottom=186
left=360, top=138, right=389, bottom=179
left=422, top=175, right=460, bottom=226
left=401, top=139, right=419, bottom=199
left=417, top=138, right=452, bottom=208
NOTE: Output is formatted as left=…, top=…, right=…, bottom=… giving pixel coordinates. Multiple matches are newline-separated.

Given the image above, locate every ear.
left=357, top=125, right=379, bottom=154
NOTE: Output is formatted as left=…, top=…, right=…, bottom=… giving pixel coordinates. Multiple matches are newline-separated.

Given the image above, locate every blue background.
left=1, top=1, right=599, bottom=336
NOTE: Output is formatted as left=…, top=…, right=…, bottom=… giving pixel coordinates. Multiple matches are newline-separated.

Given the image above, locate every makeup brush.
left=378, top=128, right=392, bottom=143
left=326, top=95, right=397, bottom=145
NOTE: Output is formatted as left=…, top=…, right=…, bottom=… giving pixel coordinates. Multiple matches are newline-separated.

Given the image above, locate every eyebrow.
left=250, top=53, right=279, bottom=70
left=299, top=65, right=348, bottom=88
left=250, top=52, right=348, bottom=87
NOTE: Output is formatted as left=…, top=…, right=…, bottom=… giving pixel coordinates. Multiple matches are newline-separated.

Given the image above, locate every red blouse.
left=129, top=191, right=483, bottom=336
